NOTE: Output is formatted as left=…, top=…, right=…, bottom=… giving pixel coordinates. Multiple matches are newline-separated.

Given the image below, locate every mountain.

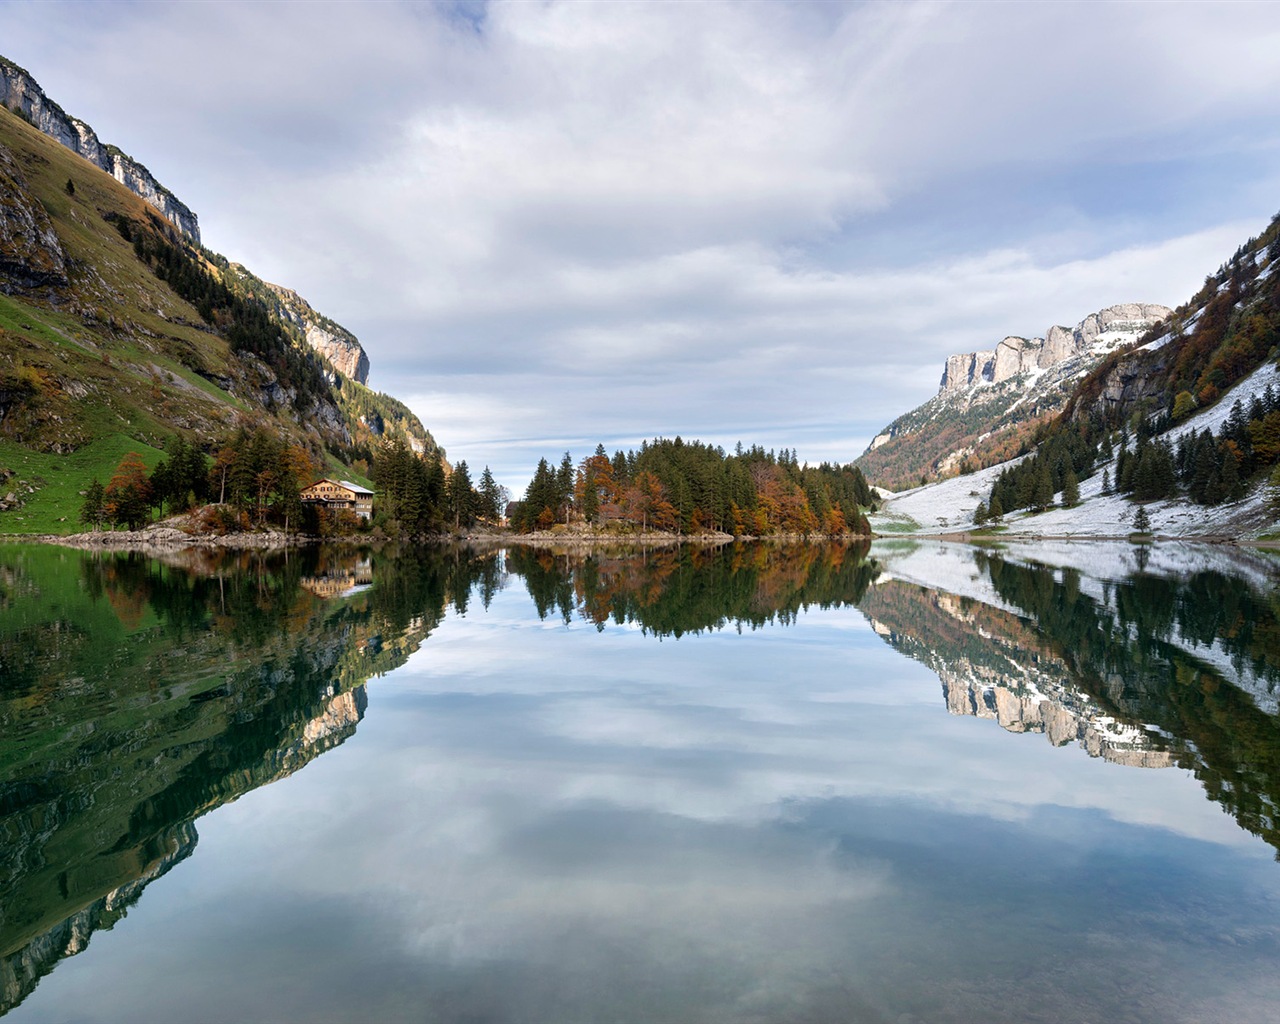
left=0, top=56, right=440, bottom=531
left=870, top=210, right=1280, bottom=539
left=857, top=303, right=1170, bottom=491
left=261, top=278, right=370, bottom=384
left=866, top=540, right=1280, bottom=851
left=1065, top=218, right=1280, bottom=430
left=0, top=56, right=199, bottom=242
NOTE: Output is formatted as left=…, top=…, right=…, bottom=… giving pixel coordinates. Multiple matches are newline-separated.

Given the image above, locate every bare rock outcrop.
left=0, top=143, right=68, bottom=288
left=938, top=303, right=1171, bottom=393
left=0, top=57, right=199, bottom=242
left=265, top=282, right=370, bottom=384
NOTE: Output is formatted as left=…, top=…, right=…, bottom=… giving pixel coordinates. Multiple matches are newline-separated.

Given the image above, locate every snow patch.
left=871, top=362, right=1280, bottom=539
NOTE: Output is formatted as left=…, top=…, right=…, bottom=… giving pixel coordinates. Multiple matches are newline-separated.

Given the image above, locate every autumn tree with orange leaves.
left=104, top=452, right=153, bottom=530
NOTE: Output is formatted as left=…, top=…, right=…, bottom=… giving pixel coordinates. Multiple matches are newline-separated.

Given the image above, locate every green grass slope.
left=0, top=97, right=445, bottom=534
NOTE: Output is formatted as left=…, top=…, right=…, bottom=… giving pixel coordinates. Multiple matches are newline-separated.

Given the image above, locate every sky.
left=5, top=0, right=1280, bottom=491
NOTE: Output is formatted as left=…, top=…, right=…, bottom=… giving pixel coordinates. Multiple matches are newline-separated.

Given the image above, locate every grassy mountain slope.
left=0, top=100, right=440, bottom=533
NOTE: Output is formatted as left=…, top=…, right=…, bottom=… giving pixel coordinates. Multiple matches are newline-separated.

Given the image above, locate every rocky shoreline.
left=9, top=525, right=312, bottom=554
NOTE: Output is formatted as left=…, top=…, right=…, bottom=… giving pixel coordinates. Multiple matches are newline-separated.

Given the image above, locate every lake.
left=2, top=538, right=1279, bottom=1023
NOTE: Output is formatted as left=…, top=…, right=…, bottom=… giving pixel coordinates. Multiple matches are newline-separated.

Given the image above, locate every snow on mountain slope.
left=870, top=361, right=1280, bottom=538
left=857, top=304, right=1170, bottom=490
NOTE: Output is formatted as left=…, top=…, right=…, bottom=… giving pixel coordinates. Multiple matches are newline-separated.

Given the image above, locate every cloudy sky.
left=6, top=1, right=1280, bottom=489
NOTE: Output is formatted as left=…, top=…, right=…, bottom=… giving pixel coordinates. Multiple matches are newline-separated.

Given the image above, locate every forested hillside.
left=980, top=212, right=1280, bottom=527
left=508, top=439, right=875, bottom=536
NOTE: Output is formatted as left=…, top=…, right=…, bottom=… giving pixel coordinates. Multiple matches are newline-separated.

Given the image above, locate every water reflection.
left=3, top=539, right=1280, bottom=1019
left=0, top=543, right=494, bottom=1013
left=866, top=541, right=1280, bottom=853
left=505, top=540, right=874, bottom=635
left=861, top=578, right=1179, bottom=768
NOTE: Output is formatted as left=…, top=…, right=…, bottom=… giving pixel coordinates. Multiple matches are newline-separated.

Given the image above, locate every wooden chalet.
left=300, top=479, right=374, bottom=520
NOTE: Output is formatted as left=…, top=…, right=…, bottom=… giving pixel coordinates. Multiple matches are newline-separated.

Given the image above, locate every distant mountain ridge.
left=937, top=303, right=1171, bottom=394
left=857, top=303, right=1170, bottom=490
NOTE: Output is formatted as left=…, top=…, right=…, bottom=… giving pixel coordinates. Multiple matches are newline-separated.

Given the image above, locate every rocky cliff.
left=861, top=583, right=1174, bottom=769
left=0, top=57, right=200, bottom=243
left=857, top=303, right=1170, bottom=489
left=937, top=303, right=1171, bottom=393
left=0, top=142, right=67, bottom=288
left=265, top=280, right=370, bottom=384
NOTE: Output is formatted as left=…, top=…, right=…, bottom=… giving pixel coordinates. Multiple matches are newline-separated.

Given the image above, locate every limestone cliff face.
left=859, top=302, right=1172, bottom=489
left=0, top=143, right=67, bottom=288
left=0, top=57, right=200, bottom=243
left=938, top=303, right=1171, bottom=393
left=862, top=584, right=1175, bottom=770
left=265, top=281, right=370, bottom=384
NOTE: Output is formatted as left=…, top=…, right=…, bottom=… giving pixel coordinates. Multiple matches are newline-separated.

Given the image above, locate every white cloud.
left=5, top=0, right=1280, bottom=489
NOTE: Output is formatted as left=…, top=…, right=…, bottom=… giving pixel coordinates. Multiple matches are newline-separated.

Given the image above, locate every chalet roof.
left=306, top=478, right=374, bottom=496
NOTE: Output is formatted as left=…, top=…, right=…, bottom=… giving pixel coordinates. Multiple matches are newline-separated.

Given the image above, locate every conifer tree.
left=478, top=466, right=505, bottom=524
left=447, top=460, right=476, bottom=529
left=1062, top=469, right=1080, bottom=507
left=556, top=452, right=575, bottom=524
left=1032, top=465, right=1055, bottom=511
left=79, top=479, right=106, bottom=531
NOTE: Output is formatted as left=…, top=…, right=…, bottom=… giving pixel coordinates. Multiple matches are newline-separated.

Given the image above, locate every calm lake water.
left=3, top=538, right=1280, bottom=1023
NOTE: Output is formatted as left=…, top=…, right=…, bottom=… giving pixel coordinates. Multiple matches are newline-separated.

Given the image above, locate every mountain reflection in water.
left=0, top=543, right=487, bottom=1013
left=867, top=541, right=1280, bottom=852
left=2, top=538, right=1279, bottom=1017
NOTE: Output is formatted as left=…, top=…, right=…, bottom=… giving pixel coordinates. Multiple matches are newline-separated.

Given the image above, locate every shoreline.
left=2, top=525, right=1274, bottom=554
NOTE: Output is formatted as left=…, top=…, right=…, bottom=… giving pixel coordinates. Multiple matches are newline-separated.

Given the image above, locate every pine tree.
left=1032, top=465, right=1055, bottom=511
left=1220, top=445, right=1241, bottom=502
left=579, top=465, right=599, bottom=523
left=521, top=458, right=556, bottom=531
left=557, top=451, right=575, bottom=524
left=79, top=479, right=105, bottom=531
left=478, top=466, right=504, bottom=524
left=1062, top=469, right=1080, bottom=508
left=447, top=460, right=476, bottom=529
left=1132, top=505, right=1152, bottom=535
